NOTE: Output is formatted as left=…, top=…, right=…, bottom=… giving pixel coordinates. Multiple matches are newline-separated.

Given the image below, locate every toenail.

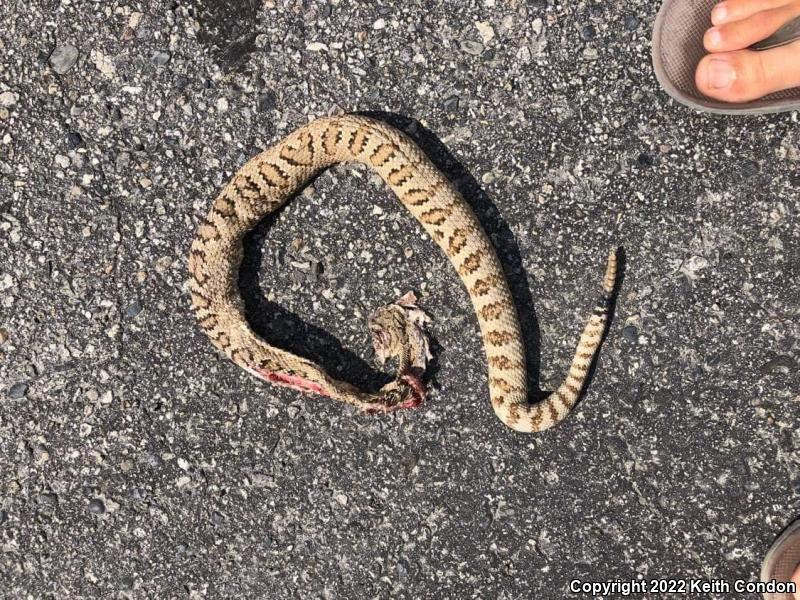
left=711, top=3, right=727, bottom=24
left=708, top=27, right=723, bottom=47
left=707, top=58, right=736, bottom=89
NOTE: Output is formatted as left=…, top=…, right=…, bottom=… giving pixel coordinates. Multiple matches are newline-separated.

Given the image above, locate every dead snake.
left=189, top=115, right=617, bottom=432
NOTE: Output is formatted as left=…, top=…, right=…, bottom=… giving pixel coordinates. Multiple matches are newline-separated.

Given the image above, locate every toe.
left=695, top=40, right=800, bottom=102
left=710, top=0, right=796, bottom=26
left=705, top=4, right=800, bottom=51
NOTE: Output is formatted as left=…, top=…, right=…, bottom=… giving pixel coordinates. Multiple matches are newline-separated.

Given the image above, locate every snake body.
left=189, top=115, right=617, bottom=432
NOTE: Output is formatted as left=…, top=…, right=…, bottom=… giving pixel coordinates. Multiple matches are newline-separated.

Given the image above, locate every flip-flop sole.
left=652, top=0, right=800, bottom=114
left=760, top=519, right=800, bottom=600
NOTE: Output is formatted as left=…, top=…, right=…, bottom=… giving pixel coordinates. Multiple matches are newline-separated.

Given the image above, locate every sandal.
left=761, top=519, right=800, bottom=600
left=652, top=0, right=800, bottom=114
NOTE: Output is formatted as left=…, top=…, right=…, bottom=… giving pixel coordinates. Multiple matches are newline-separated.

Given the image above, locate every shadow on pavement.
left=237, top=111, right=622, bottom=407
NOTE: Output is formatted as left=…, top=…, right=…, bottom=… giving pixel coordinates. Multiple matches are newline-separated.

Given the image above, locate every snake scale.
left=189, top=115, right=617, bottom=433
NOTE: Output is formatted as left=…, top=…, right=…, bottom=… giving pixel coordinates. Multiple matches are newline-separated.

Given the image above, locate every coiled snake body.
left=189, top=115, right=617, bottom=432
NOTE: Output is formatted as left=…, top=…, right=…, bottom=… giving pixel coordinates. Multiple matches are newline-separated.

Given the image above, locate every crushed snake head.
left=368, top=291, right=432, bottom=372
left=365, top=291, right=431, bottom=412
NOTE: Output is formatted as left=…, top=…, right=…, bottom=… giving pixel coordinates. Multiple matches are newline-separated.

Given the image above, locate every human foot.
left=761, top=520, right=800, bottom=600
left=695, top=0, right=800, bottom=102
left=793, top=563, right=800, bottom=599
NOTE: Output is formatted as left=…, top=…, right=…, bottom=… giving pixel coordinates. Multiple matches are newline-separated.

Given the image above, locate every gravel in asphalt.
left=0, top=0, right=798, bottom=598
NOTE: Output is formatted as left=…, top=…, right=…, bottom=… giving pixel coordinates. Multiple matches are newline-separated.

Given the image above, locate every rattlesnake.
left=189, top=115, right=617, bottom=432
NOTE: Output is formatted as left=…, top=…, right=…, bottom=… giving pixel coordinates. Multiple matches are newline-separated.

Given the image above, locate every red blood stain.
left=255, top=368, right=326, bottom=396
left=254, top=368, right=425, bottom=412
left=399, top=372, right=425, bottom=408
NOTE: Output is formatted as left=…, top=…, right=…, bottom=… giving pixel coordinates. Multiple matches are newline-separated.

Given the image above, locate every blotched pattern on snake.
left=189, top=115, right=618, bottom=432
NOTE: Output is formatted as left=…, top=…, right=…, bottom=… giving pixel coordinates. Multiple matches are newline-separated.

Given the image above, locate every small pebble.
left=257, top=91, right=276, bottom=112
left=443, top=95, right=460, bottom=113
left=460, top=40, right=484, bottom=55
left=621, top=325, right=638, bottom=342
left=475, top=21, right=495, bottom=44
left=580, top=25, right=596, bottom=41
left=0, top=91, right=18, bottom=107
left=151, top=50, right=171, bottom=66
left=67, top=131, right=83, bottom=148
left=39, top=492, right=58, bottom=507
left=624, top=14, right=640, bottom=31
left=49, top=44, right=79, bottom=74
left=8, top=382, right=27, bottom=399
left=125, top=300, right=142, bottom=318
left=88, top=498, right=106, bottom=514
left=582, top=47, right=599, bottom=60
left=637, top=153, right=654, bottom=167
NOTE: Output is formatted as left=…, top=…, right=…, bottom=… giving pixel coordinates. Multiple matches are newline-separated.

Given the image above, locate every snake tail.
left=494, top=249, right=618, bottom=432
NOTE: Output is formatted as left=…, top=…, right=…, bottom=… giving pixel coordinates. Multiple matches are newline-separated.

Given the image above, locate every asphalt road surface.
left=1, top=0, right=798, bottom=597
